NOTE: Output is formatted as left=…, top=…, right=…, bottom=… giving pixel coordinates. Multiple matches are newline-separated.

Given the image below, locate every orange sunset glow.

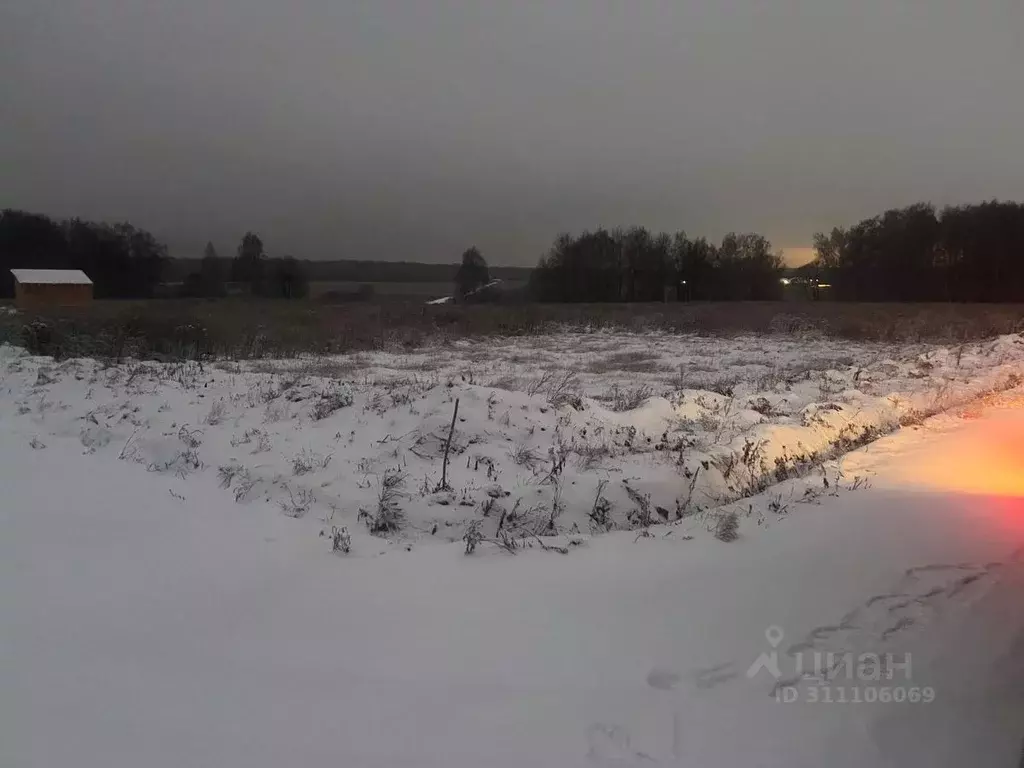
left=890, top=411, right=1024, bottom=499
left=782, top=247, right=816, bottom=267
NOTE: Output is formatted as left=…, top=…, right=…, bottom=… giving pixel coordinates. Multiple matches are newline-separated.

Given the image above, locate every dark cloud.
left=2, top=0, right=1022, bottom=264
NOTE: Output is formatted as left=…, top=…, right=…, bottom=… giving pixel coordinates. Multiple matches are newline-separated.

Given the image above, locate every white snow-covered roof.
left=10, top=269, right=93, bottom=285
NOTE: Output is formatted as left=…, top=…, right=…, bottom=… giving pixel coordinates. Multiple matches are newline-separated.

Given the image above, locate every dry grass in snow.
left=2, top=329, right=1024, bottom=555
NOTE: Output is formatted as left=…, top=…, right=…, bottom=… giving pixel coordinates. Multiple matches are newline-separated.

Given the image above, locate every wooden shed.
left=11, top=269, right=94, bottom=308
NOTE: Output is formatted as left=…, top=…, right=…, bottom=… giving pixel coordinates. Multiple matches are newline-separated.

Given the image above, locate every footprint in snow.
left=686, top=556, right=1015, bottom=698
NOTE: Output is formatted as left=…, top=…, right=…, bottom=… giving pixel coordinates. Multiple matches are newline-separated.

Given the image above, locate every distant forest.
left=530, top=200, right=1024, bottom=304
left=3, top=201, right=1024, bottom=303
left=530, top=228, right=784, bottom=302
left=0, top=209, right=166, bottom=298
left=811, top=201, right=1024, bottom=302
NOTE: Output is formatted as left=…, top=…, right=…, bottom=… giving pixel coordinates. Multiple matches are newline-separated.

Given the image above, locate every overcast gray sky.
left=2, top=0, right=1022, bottom=265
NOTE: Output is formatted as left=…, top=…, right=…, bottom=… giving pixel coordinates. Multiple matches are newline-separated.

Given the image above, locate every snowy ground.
left=2, top=331, right=1024, bottom=552
left=4, top=332, right=1024, bottom=766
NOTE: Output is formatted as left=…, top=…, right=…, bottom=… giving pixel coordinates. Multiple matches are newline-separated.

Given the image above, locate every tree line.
left=0, top=209, right=166, bottom=298
left=529, top=228, right=785, bottom=302
left=813, top=201, right=1024, bottom=302
left=7, top=201, right=1024, bottom=304
left=0, top=209, right=308, bottom=300
left=182, top=233, right=309, bottom=299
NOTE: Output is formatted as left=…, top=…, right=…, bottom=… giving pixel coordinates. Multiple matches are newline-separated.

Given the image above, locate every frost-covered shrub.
left=360, top=470, right=407, bottom=535
left=311, top=385, right=354, bottom=420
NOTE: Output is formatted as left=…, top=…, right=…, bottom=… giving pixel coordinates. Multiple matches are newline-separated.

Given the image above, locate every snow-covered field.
left=2, top=331, right=1023, bottom=551
left=4, top=331, right=1024, bottom=766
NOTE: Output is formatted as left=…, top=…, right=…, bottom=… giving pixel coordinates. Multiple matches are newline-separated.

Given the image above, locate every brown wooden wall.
left=14, top=283, right=93, bottom=308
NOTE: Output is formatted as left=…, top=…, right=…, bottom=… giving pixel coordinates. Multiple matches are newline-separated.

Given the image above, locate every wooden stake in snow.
left=440, top=398, right=459, bottom=490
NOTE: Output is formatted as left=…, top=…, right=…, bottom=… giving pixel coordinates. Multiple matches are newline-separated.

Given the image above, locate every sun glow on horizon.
left=782, top=247, right=816, bottom=267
